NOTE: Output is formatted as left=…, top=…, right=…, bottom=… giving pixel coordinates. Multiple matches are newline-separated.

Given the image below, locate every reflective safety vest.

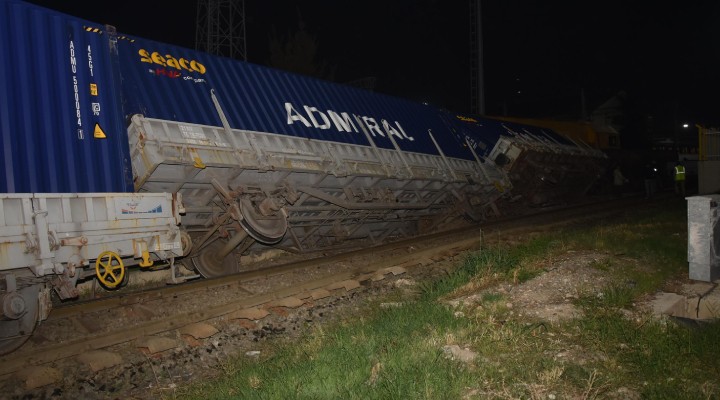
left=674, top=165, right=686, bottom=181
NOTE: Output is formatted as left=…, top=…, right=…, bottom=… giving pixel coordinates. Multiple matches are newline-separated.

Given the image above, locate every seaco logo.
left=138, top=49, right=207, bottom=74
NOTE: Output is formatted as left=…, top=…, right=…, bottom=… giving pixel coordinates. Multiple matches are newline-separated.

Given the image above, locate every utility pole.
left=195, top=0, right=247, bottom=60
left=469, top=0, right=485, bottom=115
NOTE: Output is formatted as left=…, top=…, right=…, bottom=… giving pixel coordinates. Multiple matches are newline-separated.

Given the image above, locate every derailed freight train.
left=0, top=0, right=605, bottom=353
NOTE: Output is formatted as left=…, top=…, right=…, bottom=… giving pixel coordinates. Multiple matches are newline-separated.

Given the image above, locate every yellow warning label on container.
left=93, top=123, right=107, bottom=139
left=90, top=83, right=98, bottom=96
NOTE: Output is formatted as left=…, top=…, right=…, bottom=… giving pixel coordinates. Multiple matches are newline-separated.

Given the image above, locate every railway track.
left=0, top=195, right=648, bottom=391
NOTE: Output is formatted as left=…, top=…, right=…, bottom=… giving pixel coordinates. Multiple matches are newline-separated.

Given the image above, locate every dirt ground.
left=447, top=250, right=618, bottom=324
left=3, top=235, right=704, bottom=400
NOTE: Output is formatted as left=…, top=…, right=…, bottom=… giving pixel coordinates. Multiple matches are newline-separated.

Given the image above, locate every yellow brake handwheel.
left=95, top=251, right=125, bottom=288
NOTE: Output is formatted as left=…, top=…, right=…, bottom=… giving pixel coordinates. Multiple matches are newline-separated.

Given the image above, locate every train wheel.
left=238, top=198, right=287, bottom=244
left=0, top=283, right=40, bottom=355
left=191, top=239, right=241, bottom=278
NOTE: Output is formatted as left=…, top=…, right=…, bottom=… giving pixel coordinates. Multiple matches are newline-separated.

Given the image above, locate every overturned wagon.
left=121, top=32, right=604, bottom=278
left=119, top=35, right=511, bottom=276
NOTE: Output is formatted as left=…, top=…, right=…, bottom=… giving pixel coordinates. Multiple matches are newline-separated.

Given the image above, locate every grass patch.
left=171, top=198, right=720, bottom=399
left=177, top=301, right=479, bottom=399
left=432, top=237, right=562, bottom=301
left=574, top=308, right=720, bottom=399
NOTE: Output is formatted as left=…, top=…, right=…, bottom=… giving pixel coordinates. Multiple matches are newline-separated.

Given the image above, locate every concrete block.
left=179, top=323, right=218, bottom=339
left=325, top=280, right=360, bottom=292
left=16, top=366, right=62, bottom=389
left=77, top=350, right=123, bottom=372
left=651, top=292, right=686, bottom=317
left=135, top=336, right=179, bottom=354
left=227, top=307, right=269, bottom=320
left=383, top=266, right=407, bottom=276
left=269, top=297, right=304, bottom=309
left=309, top=289, right=331, bottom=300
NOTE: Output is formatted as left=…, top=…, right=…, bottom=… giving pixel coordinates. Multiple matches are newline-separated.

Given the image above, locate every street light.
left=683, top=123, right=689, bottom=128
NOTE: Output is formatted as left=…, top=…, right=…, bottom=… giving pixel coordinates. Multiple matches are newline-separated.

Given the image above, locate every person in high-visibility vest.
left=674, top=161, right=686, bottom=196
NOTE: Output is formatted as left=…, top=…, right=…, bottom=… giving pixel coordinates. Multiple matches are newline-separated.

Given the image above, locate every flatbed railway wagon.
left=0, top=0, right=184, bottom=353
left=0, top=0, right=604, bottom=354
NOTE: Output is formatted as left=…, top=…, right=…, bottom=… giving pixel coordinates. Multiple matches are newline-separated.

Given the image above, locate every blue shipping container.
left=116, top=35, right=479, bottom=160
left=1, top=0, right=581, bottom=195
left=0, top=0, right=132, bottom=193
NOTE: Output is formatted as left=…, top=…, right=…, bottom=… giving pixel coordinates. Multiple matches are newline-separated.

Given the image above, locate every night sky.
left=26, top=0, right=720, bottom=133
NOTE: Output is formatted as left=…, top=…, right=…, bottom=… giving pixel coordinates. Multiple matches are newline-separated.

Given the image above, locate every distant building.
left=589, top=91, right=624, bottom=149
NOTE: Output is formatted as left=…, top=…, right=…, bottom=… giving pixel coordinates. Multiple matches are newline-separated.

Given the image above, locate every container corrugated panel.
left=116, top=35, right=477, bottom=160
left=444, top=112, right=580, bottom=158
left=498, top=118, right=577, bottom=146
left=438, top=112, right=505, bottom=159
left=0, top=0, right=132, bottom=193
